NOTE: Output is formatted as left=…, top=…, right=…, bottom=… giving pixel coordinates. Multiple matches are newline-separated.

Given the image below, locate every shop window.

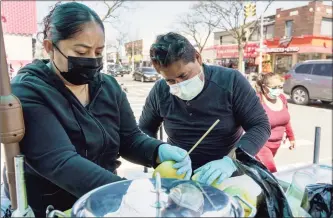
left=312, top=64, right=332, bottom=77
left=265, top=24, right=274, bottom=39
left=295, top=64, right=313, bottom=74
left=312, top=53, right=322, bottom=60
left=275, top=55, right=293, bottom=74
left=285, top=20, right=293, bottom=37
left=298, top=54, right=311, bottom=63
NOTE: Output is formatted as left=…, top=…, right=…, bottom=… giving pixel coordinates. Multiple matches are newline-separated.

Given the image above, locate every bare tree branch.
left=101, top=0, right=127, bottom=22
left=175, top=1, right=222, bottom=53
left=196, top=0, right=272, bottom=71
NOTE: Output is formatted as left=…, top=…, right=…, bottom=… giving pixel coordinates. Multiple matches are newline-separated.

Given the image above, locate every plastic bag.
left=234, top=148, right=294, bottom=218
left=301, top=183, right=333, bottom=218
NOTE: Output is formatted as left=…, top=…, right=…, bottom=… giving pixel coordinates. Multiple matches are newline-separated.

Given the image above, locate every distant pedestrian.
left=255, top=72, right=295, bottom=173
left=9, top=63, right=14, bottom=80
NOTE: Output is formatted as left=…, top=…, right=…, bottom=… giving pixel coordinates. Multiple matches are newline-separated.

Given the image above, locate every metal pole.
left=0, top=16, right=25, bottom=211
left=131, top=41, right=134, bottom=72
left=313, top=126, right=321, bottom=164
left=104, top=25, right=108, bottom=72
left=159, top=125, right=163, bottom=141
left=258, top=14, right=264, bottom=74
left=144, top=125, right=163, bottom=173
left=14, top=155, right=28, bottom=213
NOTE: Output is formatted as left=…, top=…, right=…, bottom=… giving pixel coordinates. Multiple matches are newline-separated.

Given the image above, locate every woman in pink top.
left=255, top=72, right=295, bottom=173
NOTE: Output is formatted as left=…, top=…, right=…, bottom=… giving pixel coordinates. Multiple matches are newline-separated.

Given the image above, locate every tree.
left=198, top=0, right=272, bottom=72
left=64, top=0, right=130, bottom=23
left=108, top=29, right=128, bottom=63
left=100, top=0, right=131, bottom=23
left=176, top=2, right=221, bottom=54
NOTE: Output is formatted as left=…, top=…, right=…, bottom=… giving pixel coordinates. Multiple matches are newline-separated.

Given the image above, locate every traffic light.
left=244, top=3, right=256, bottom=18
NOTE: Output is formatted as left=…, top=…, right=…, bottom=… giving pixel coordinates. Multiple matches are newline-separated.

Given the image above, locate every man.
left=139, top=32, right=270, bottom=186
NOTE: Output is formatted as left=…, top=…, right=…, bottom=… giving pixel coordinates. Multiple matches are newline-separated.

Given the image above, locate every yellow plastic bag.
left=63, top=209, right=71, bottom=217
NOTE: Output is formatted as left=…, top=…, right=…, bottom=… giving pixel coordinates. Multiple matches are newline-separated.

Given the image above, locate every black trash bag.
left=234, top=148, right=294, bottom=218
left=301, top=183, right=333, bottom=218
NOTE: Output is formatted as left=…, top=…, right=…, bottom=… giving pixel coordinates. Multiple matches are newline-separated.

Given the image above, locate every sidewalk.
left=117, top=158, right=153, bottom=180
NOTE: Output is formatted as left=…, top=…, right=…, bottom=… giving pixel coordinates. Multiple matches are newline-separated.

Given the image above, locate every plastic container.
left=285, top=170, right=316, bottom=217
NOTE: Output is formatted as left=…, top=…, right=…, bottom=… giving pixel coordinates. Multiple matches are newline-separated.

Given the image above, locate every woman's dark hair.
left=150, top=32, right=196, bottom=68
left=39, top=2, right=104, bottom=44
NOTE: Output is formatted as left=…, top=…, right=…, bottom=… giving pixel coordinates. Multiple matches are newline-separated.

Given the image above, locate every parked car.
left=132, top=67, right=160, bottom=82
left=107, top=65, right=124, bottom=77
left=283, top=60, right=333, bottom=105
left=121, top=66, right=132, bottom=74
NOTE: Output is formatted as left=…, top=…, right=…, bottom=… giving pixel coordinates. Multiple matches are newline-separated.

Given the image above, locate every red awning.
left=264, top=35, right=333, bottom=54
left=298, top=46, right=333, bottom=54
left=1, top=0, right=37, bottom=35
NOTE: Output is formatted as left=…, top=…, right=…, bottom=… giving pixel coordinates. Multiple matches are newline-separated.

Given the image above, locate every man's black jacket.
left=139, top=64, right=271, bottom=170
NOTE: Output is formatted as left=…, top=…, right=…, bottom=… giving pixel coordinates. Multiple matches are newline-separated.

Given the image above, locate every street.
left=114, top=74, right=332, bottom=179
left=1, top=74, right=332, bottom=181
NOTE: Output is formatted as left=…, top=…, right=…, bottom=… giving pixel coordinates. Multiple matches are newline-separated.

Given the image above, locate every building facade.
left=266, top=0, right=332, bottom=73
left=204, top=14, right=275, bottom=72
left=1, top=1, right=37, bottom=78
left=206, top=0, right=332, bottom=74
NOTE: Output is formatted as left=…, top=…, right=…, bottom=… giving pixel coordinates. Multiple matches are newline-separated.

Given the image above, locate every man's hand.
left=289, top=140, right=296, bottom=150
left=194, top=156, right=237, bottom=186
left=158, top=144, right=192, bottom=180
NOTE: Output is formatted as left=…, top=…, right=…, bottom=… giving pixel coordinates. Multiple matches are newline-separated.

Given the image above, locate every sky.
left=36, top=1, right=332, bottom=53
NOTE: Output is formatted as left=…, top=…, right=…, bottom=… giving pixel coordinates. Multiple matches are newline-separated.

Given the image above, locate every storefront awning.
left=204, top=43, right=259, bottom=59
left=264, top=35, right=333, bottom=54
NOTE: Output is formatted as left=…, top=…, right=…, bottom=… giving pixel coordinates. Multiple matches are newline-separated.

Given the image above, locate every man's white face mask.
left=169, top=69, right=205, bottom=101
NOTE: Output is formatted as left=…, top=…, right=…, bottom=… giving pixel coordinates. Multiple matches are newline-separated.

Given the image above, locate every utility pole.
left=130, top=29, right=139, bottom=72
left=103, top=24, right=108, bottom=72
left=131, top=41, right=134, bottom=72
left=259, top=14, right=264, bottom=75
left=104, top=41, right=108, bottom=71
left=244, top=2, right=256, bottom=75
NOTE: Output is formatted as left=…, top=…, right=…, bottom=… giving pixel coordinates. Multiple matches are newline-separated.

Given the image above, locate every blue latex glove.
left=194, top=156, right=237, bottom=186
left=158, top=144, right=192, bottom=180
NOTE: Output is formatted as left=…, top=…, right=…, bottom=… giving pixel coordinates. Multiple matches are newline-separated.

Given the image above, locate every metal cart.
left=146, top=126, right=333, bottom=189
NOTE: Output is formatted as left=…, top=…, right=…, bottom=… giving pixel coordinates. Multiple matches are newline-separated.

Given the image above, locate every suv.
left=283, top=60, right=333, bottom=105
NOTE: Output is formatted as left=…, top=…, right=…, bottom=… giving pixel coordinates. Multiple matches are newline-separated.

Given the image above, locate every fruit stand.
left=1, top=19, right=331, bottom=218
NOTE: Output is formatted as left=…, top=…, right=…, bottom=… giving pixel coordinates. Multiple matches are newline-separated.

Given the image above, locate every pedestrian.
left=2, top=3, right=191, bottom=217
left=254, top=72, right=295, bottom=173
left=8, top=63, right=14, bottom=80
left=139, top=32, right=271, bottom=186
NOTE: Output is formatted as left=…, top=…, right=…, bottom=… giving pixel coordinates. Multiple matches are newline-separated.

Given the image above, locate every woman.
left=2, top=2, right=191, bottom=217
left=255, top=72, right=295, bottom=173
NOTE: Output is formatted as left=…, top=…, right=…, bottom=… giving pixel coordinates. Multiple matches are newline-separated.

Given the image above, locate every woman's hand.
left=289, top=140, right=296, bottom=150
left=158, top=144, right=192, bottom=180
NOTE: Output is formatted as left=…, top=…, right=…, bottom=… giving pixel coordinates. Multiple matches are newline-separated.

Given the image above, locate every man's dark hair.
left=150, top=32, right=196, bottom=68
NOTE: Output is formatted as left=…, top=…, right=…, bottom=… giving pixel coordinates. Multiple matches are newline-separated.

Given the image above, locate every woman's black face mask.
left=52, top=43, right=103, bottom=85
